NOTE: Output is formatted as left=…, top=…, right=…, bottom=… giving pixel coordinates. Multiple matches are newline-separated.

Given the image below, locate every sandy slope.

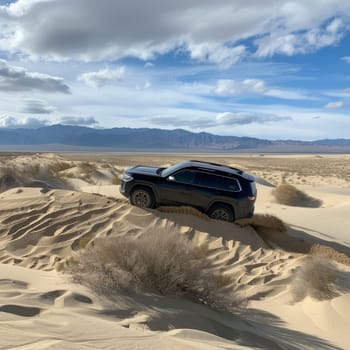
left=0, top=154, right=350, bottom=349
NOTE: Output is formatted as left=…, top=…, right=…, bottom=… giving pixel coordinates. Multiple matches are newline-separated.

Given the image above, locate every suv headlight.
left=121, top=173, right=134, bottom=182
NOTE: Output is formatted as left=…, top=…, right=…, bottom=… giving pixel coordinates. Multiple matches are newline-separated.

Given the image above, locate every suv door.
left=158, top=169, right=198, bottom=205
left=190, top=171, right=240, bottom=210
left=190, top=172, right=223, bottom=206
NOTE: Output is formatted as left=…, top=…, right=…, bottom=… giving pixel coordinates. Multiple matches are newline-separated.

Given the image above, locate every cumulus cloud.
left=255, top=18, right=345, bottom=57
left=216, top=79, right=307, bottom=100
left=144, top=62, right=154, bottom=68
left=216, top=79, right=266, bottom=95
left=341, top=56, right=350, bottom=63
left=20, top=99, right=55, bottom=114
left=0, top=59, right=70, bottom=93
left=216, top=112, right=291, bottom=125
left=188, top=43, right=246, bottom=67
left=78, top=67, right=125, bottom=87
left=151, top=111, right=291, bottom=129
left=1, top=1, right=349, bottom=64
left=324, top=101, right=344, bottom=109
left=0, top=116, right=50, bottom=128
left=0, top=115, right=99, bottom=128
left=60, top=116, right=98, bottom=126
left=150, top=115, right=214, bottom=129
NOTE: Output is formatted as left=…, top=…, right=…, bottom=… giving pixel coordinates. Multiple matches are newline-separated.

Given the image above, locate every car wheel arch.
left=207, top=202, right=235, bottom=222
left=129, top=183, right=159, bottom=203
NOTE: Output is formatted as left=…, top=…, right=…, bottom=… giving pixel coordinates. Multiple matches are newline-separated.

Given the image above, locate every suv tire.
left=130, top=187, right=155, bottom=208
left=208, top=204, right=234, bottom=222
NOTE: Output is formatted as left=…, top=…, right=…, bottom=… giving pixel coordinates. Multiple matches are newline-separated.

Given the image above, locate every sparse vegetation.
left=112, top=174, right=121, bottom=185
left=236, top=214, right=287, bottom=234
left=193, top=243, right=210, bottom=259
left=0, top=161, right=71, bottom=192
left=0, top=166, right=23, bottom=192
left=291, top=256, right=337, bottom=301
left=78, top=233, right=94, bottom=249
left=272, top=183, right=322, bottom=207
left=79, top=162, right=97, bottom=181
left=47, top=161, right=72, bottom=176
left=68, top=228, right=242, bottom=311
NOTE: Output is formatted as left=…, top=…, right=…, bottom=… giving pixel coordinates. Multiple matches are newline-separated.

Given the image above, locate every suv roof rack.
left=189, top=160, right=243, bottom=174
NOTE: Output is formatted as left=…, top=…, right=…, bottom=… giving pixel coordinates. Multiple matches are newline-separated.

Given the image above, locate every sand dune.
left=0, top=153, right=349, bottom=349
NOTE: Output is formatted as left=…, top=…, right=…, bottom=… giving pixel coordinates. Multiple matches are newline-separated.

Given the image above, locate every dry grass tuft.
left=310, top=244, right=350, bottom=265
left=112, top=175, right=121, bottom=185
left=291, top=256, right=337, bottom=301
left=47, top=161, right=72, bottom=176
left=78, top=234, right=94, bottom=249
left=68, top=228, right=242, bottom=311
left=236, top=214, right=287, bottom=234
left=79, top=162, right=96, bottom=177
left=0, top=162, right=71, bottom=192
left=0, top=166, right=23, bottom=192
left=272, top=183, right=322, bottom=208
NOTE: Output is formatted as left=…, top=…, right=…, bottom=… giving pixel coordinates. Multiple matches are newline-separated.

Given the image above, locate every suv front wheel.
left=208, top=204, right=234, bottom=222
left=130, top=187, right=155, bottom=208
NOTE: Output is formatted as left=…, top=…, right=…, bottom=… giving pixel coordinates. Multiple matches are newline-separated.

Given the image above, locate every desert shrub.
left=236, top=214, right=287, bottom=234
left=80, top=162, right=96, bottom=173
left=112, top=175, right=121, bottom=185
left=47, top=162, right=72, bottom=176
left=0, top=166, right=22, bottom=192
left=68, top=228, right=241, bottom=311
left=28, top=163, right=41, bottom=178
left=78, top=234, right=94, bottom=249
left=0, top=162, right=71, bottom=192
left=193, top=243, right=210, bottom=259
left=291, top=256, right=337, bottom=301
left=272, top=183, right=322, bottom=207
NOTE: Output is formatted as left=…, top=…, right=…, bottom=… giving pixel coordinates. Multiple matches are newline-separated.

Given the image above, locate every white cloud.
left=188, top=43, right=246, bottom=67
left=216, top=79, right=266, bottom=95
left=60, top=116, right=98, bottom=126
left=216, top=112, right=291, bottom=125
left=5, top=0, right=53, bottom=17
left=143, top=80, right=151, bottom=89
left=0, top=59, right=70, bottom=93
left=0, top=1, right=349, bottom=64
left=341, top=56, right=350, bottom=63
left=255, top=18, right=345, bottom=57
left=144, top=62, right=154, bottom=68
left=215, top=78, right=307, bottom=100
left=78, top=67, right=125, bottom=88
left=150, top=109, right=292, bottom=129
left=0, top=115, right=50, bottom=128
left=20, top=99, right=55, bottom=114
left=324, top=101, right=344, bottom=109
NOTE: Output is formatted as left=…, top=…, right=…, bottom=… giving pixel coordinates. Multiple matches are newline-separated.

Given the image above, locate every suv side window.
left=173, top=170, right=196, bottom=184
left=196, top=172, right=241, bottom=192
left=196, top=172, right=223, bottom=189
left=223, top=177, right=241, bottom=192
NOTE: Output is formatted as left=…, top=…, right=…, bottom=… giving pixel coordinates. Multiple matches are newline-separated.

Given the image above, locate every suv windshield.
left=161, top=162, right=187, bottom=177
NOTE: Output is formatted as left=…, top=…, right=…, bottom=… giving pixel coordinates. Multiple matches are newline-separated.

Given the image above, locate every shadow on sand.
left=100, top=292, right=343, bottom=350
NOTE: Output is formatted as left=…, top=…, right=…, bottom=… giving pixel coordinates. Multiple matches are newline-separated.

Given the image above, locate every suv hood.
left=127, top=165, right=161, bottom=176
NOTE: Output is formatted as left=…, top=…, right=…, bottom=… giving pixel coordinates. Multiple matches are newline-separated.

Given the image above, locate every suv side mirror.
left=167, top=175, right=176, bottom=182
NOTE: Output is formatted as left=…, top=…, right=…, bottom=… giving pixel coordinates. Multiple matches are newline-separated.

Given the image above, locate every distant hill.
left=0, top=125, right=349, bottom=152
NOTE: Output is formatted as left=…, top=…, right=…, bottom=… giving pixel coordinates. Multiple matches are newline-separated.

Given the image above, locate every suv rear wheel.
left=208, top=204, right=234, bottom=222
left=130, top=187, right=155, bottom=208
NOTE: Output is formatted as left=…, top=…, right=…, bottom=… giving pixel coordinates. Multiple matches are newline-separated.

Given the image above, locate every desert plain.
left=0, top=152, right=349, bottom=350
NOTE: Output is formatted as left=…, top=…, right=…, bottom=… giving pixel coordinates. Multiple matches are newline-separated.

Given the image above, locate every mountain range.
left=0, top=125, right=350, bottom=152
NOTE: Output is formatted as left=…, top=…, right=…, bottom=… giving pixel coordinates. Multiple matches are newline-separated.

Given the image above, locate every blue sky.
left=0, top=0, right=350, bottom=140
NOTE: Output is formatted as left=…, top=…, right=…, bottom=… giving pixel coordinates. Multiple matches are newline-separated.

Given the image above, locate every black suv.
left=120, top=160, right=256, bottom=222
